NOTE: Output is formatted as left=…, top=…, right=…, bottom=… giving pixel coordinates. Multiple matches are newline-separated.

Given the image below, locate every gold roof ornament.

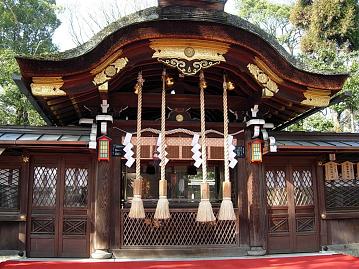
left=324, top=161, right=338, bottom=181
left=150, top=39, right=229, bottom=76
left=247, top=63, right=279, bottom=98
left=31, top=77, right=67, bottom=97
left=341, top=161, right=355, bottom=180
left=301, top=88, right=331, bottom=107
left=92, top=57, right=128, bottom=87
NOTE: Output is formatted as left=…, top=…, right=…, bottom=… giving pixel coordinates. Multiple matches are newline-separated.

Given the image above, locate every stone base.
left=91, top=249, right=112, bottom=259
left=113, top=247, right=249, bottom=259
left=247, top=246, right=266, bottom=256
left=324, top=243, right=359, bottom=257
left=0, top=250, right=25, bottom=262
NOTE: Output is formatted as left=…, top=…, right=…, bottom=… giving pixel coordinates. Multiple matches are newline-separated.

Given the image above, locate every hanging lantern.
left=97, top=135, right=112, bottom=161
left=250, top=138, right=263, bottom=163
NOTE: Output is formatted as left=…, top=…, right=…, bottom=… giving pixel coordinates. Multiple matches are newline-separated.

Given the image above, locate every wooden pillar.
left=237, top=146, right=249, bottom=247
left=245, top=129, right=266, bottom=255
left=91, top=160, right=112, bottom=259
left=110, top=156, right=121, bottom=249
left=20, top=154, right=29, bottom=256
left=317, top=158, right=328, bottom=248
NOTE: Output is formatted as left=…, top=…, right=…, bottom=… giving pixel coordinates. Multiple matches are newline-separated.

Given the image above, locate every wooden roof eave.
left=14, top=11, right=349, bottom=126
left=277, top=145, right=359, bottom=152
left=0, top=140, right=89, bottom=146
left=15, top=15, right=348, bottom=89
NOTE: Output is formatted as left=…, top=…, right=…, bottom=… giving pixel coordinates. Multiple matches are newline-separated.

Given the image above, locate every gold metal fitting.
left=134, top=84, right=140, bottom=95
left=226, top=81, right=235, bottom=91
left=22, top=156, right=29, bottom=163
left=200, top=80, right=207, bottom=89
left=165, top=75, right=174, bottom=87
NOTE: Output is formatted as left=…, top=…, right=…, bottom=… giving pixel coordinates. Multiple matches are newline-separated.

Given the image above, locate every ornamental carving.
left=31, top=77, right=66, bottom=97
left=92, top=57, right=128, bottom=86
left=301, top=88, right=331, bottom=107
left=150, top=39, right=229, bottom=76
left=247, top=63, right=279, bottom=98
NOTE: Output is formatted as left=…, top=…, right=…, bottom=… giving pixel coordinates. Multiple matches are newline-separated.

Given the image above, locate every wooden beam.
left=109, top=92, right=249, bottom=110
left=112, top=120, right=245, bottom=136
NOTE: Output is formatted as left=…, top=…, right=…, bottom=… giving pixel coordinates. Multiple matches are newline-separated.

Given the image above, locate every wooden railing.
left=121, top=208, right=239, bottom=248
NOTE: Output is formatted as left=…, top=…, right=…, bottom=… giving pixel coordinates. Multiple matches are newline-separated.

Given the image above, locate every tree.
left=290, top=0, right=359, bottom=132
left=288, top=112, right=335, bottom=132
left=0, top=0, right=60, bottom=125
left=290, top=0, right=359, bottom=53
left=63, top=0, right=156, bottom=47
left=235, top=0, right=301, bottom=55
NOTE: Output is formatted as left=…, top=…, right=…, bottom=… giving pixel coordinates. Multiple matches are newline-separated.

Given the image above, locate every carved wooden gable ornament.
left=150, top=39, right=229, bottom=76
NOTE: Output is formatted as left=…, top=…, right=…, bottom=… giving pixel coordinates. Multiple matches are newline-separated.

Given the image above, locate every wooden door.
left=27, top=156, right=91, bottom=257
left=265, top=163, right=319, bottom=253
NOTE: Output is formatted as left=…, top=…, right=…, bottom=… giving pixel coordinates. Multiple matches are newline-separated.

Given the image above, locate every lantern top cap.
left=97, top=135, right=112, bottom=141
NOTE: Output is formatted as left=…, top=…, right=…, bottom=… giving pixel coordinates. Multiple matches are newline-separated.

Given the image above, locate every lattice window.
left=325, top=179, right=359, bottom=209
left=122, top=209, right=238, bottom=246
left=266, top=170, right=288, bottom=206
left=32, top=166, right=57, bottom=207
left=0, top=168, right=20, bottom=209
left=63, top=218, right=87, bottom=235
left=296, top=217, right=315, bottom=232
left=31, top=218, right=55, bottom=234
left=64, top=168, right=88, bottom=208
left=293, top=170, right=314, bottom=206
left=269, top=217, right=289, bottom=233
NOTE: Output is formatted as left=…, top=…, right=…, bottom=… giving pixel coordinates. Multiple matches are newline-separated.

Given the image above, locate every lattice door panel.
left=63, top=218, right=87, bottom=235
left=29, top=158, right=91, bottom=258
left=0, top=168, right=20, bottom=209
left=265, top=163, right=318, bottom=253
left=32, top=166, right=58, bottom=207
left=64, top=168, right=89, bottom=208
left=265, top=170, right=288, bottom=206
left=325, top=179, right=359, bottom=209
left=269, top=217, right=289, bottom=233
left=293, top=169, right=314, bottom=206
left=31, top=218, right=55, bottom=235
left=122, top=209, right=238, bottom=247
left=296, top=217, right=315, bottom=232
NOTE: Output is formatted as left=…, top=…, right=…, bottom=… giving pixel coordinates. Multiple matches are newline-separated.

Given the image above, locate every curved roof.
left=17, top=5, right=339, bottom=75
left=15, top=3, right=348, bottom=126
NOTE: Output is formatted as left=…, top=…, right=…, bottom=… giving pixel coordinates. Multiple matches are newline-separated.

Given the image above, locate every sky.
left=53, top=0, right=292, bottom=52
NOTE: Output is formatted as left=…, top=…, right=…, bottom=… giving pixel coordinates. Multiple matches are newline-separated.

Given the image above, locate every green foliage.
left=290, top=0, right=359, bottom=53
left=287, top=112, right=334, bottom=132
left=236, top=0, right=359, bottom=132
left=0, top=0, right=60, bottom=125
left=0, top=0, right=60, bottom=54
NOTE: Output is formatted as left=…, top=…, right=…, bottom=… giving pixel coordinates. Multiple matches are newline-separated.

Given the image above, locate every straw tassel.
left=129, top=72, right=145, bottom=219
left=218, top=74, right=236, bottom=221
left=154, top=69, right=170, bottom=220
left=196, top=182, right=216, bottom=222
left=196, top=71, right=216, bottom=223
left=154, top=179, right=170, bottom=219
left=218, top=181, right=236, bottom=220
left=129, top=178, right=145, bottom=219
